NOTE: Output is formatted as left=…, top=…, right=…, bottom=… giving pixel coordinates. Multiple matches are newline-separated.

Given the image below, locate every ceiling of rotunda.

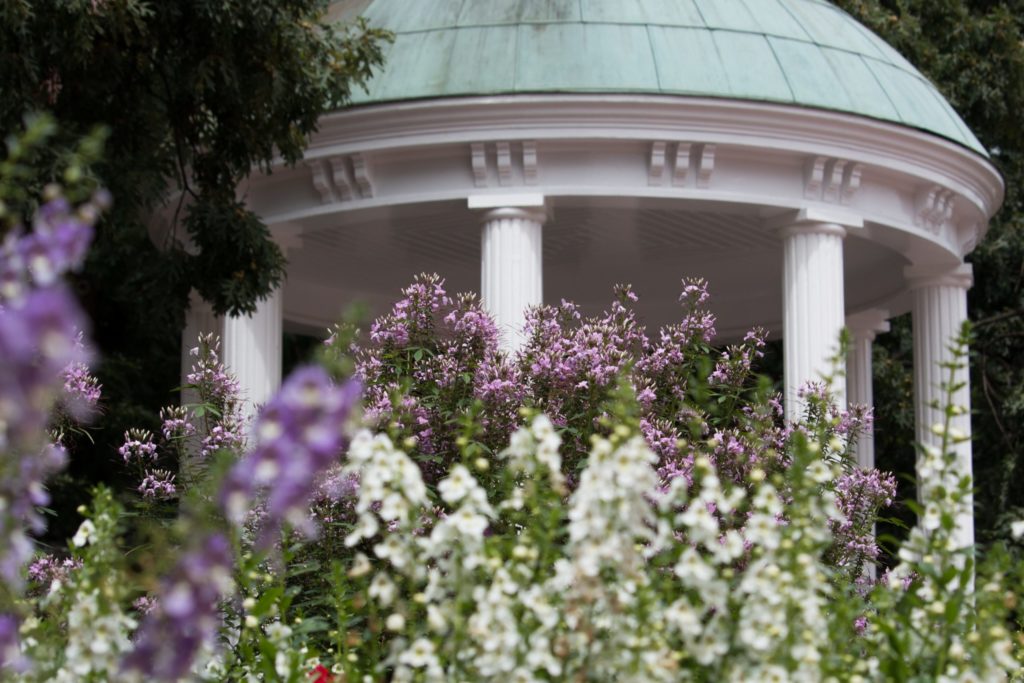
left=282, top=200, right=909, bottom=341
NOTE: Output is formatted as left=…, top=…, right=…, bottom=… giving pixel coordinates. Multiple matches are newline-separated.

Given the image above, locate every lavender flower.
left=200, top=423, right=243, bottom=458
left=827, top=467, right=897, bottom=572
left=121, top=533, right=234, bottom=681
left=118, top=428, right=158, bottom=465
left=0, top=613, right=25, bottom=671
left=159, top=405, right=195, bottom=441
left=27, top=554, right=82, bottom=587
left=0, top=187, right=105, bottom=665
left=0, top=286, right=88, bottom=449
left=353, top=276, right=509, bottom=477
left=61, top=332, right=101, bottom=416
left=138, top=470, right=177, bottom=500
left=220, top=366, right=360, bottom=549
left=185, top=333, right=240, bottom=411
left=17, top=196, right=96, bottom=286
left=0, top=443, right=68, bottom=587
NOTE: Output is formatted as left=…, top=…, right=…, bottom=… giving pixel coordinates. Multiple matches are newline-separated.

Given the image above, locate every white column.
left=181, top=290, right=221, bottom=407
left=908, top=264, right=974, bottom=550
left=846, top=310, right=890, bottom=470
left=470, top=194, right=546, bottom=351
left=780, top=220, right=848, bottom=419
left=223, top=285, right=284, bottom=417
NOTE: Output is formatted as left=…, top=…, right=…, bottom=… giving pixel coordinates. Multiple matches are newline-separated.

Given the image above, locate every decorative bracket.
left=914, top=185, right=955, bottom=234
left=351, top=153, right=374, bottom=198
left=697, top=144, right=716, bottom=189
left=496, top=142, right=513, bottom=186
left=522, top=141, right=538, bottom=185
left=823, top=159, right=847, bottom=203
left=804, top=156, right=863, bottom=205
left=673, top=143, right=691, bottom=187
left=305, top=154, right=374, bottom=203
left=841, top=163, right=863, bottom=204
left=648, top=141, right=667, bottom=185
left=804, top=157, right=826, bottom=199
left=471, top=143, right=488, bottom=188
left=469, top=141, right=539, bottom=187
left=306, top=160, right=337, bottom=204
left=328, top=157, right=354, bottom=201
left=647, top=142, right=713, bottom=188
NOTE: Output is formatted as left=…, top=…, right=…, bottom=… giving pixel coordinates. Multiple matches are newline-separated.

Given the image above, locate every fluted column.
left=223, top=285, right=283, bottom=418
left=781, top=221, right=848, bottom=419
left=181, top=290, right=221, bottom=407
left=846, top=310, right=890, bottom=470
left=471, top=195, right=546, bottom=351
left=908, top=264, right=974, bottom=550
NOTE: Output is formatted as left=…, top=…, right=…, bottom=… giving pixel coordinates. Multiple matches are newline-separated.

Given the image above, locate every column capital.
left=846, top=308, right=890, bottom=343
left=767, top=206, right=864, bottom=236
left=904, top=263, right=973, bottom=290
left=468, top=193, right=548, bottom=225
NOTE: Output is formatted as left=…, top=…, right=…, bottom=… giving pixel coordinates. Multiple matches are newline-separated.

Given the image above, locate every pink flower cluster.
left=138, top=469, right=177, bottom=500
left=828, top=467, right=897, bottom=573
left=118, top=429, right=158, bottom=464
left=60, top=332, right=101, bottom=416
left=185, top=333, right=240, bottom=411
left=355, top=274, right=508, bottom=479
left=159, top=406, right=195, bottom=441
left=27, top=554, right=82, bottom=587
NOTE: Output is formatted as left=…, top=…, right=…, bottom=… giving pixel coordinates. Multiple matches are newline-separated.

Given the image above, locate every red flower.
left=308, top=664, right=334, bottom=683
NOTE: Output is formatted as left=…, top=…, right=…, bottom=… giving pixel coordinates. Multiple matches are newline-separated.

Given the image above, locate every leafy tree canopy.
left=0, top=0, right=388, bottom=531
left=834, top=0, right=1024, bottom=543
left=2, top=0, right=387, bottom=315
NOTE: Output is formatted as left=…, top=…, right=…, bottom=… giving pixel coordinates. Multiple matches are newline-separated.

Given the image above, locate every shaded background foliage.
left=834, top=0, right=1024, bottom=547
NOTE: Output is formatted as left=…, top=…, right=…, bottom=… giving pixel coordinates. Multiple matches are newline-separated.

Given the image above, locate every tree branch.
left=973, top=307, right=1024, bottom=328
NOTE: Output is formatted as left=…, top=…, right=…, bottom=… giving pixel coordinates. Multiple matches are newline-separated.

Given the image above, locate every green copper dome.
left=336, top=0, right=985, bottom=155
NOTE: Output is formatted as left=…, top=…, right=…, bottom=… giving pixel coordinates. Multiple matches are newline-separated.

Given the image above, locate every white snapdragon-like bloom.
left=674, top=547, right=715, bottom=586
left=437, top=464, right=473, bottom=504
left=500, top=415, right=565, bottom=491
left=54, top=590, right=137, bottom=683
left=368, top=572, right=397, bottom=607
left=677, top=500, right=719, bottom=546
left=744, top=512, right=781, bottom=550
left=665, top=598, right=702, bottom=638
left=71, top=519, right=96, bottom=547
left=398, top=637, right=439, bottom=669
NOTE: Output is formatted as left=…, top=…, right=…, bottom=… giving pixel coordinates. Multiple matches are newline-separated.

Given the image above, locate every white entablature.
left=232, top=95, right=997, bottom=342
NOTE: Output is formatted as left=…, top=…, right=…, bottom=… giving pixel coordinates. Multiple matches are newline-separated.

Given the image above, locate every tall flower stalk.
left=0, top=124, right=107, bottom=667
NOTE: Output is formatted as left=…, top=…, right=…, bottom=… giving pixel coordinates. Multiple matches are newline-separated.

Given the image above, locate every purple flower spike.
left=220, top=366, right=361, bottom=549
left=122, top=533, right=233, bottom=681
left=0, top=613, right=26, bottom=672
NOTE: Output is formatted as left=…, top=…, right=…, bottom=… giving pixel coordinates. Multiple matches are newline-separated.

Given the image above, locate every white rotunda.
left=182, top=0, right=1003, bottom=547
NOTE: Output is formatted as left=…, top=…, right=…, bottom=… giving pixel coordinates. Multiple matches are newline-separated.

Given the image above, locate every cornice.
left=305, top=95, right=1003, bottom=220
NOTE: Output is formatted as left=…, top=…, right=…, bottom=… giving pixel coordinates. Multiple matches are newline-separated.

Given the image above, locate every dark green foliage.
left=1, top=0, right=388, bottom=532
left=834, top=0, right=1024, bottom=545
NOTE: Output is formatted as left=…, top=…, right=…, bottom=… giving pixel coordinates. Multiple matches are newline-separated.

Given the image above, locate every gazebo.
left=180, top=0, right=1003, bottom=547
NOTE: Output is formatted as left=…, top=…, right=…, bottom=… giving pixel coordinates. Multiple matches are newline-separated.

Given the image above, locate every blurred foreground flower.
left=221, top=365, right=361, bottom=548
left=121, top=533, right=233, bottom=680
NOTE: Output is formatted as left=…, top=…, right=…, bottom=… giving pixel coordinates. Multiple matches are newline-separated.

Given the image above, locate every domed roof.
left=336, top=0, right=984, bottom=155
